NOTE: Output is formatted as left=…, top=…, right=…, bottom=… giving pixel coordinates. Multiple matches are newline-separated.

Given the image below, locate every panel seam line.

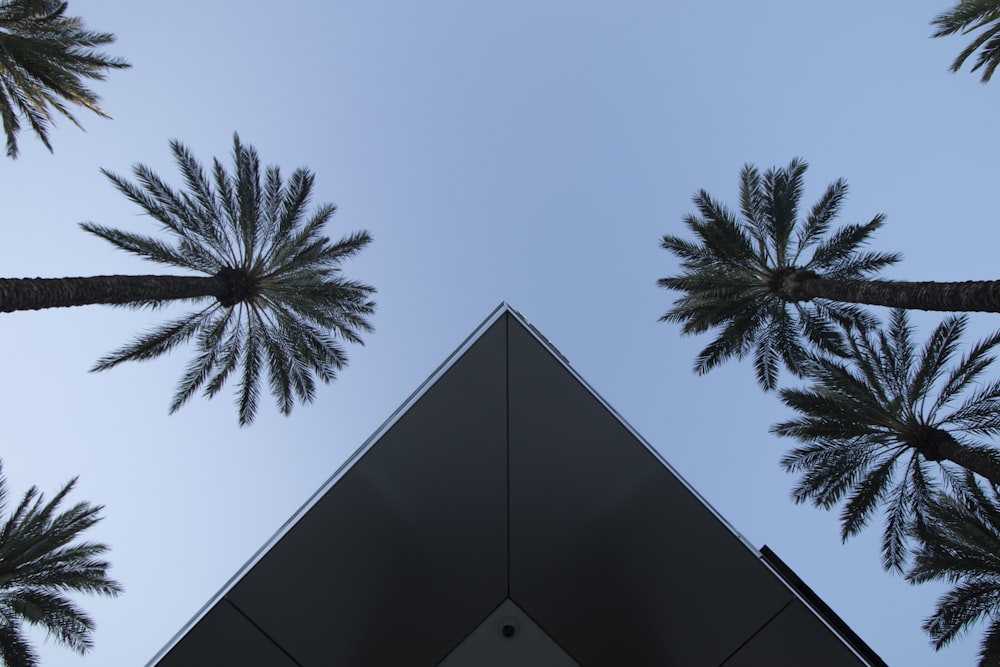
left=225, top=597, right=305, bottom=666
left=506, top=312, right=511, bottom=597
left=716, top=599, right=792, bottom=666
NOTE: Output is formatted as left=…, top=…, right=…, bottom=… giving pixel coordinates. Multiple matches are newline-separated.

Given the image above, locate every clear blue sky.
left=0, top=1, right=995, bottom=664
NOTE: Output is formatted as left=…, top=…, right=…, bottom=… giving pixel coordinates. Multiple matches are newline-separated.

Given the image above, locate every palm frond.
left=232, top=136, right=263, bottom=263
left=691, top=302, right=764, bottom=378
left=660, top=159, right=894, bottom=389
left=91, top=307, right=215, bottom=371
left=260, top=321, right=294, bottom=415
left=753, top=315, right=781, bottom=392
left=910, top=315, right=967, bottom=410
left=946, top=380, right=1000, bottom=433
left=978, top=619, right=1000, bottom=666
left=79, top=223, right=210, bottom=273
left=101, top=165, right=235, bottom=267
left=886, top=307, right=914, bottom=386
left=268, top=305, right=350, bottom=383
left=761, top=158, right=806, bottom=265
left=0, top=460, right=120, bottom=664
left=932, top=0, right=1000, bottom=82
left=688, top=196, right=759, bottom=269
left=171, top=139, right=222, bottom=222
left=793, top=178, right=847, bottom=264
left=262, top=205, right=338, bottom=275
left=775, top=309, right=1000, bottom=574
left=10, top=589, right=91, bottom=653
left=212, top=155, right=240, bottom=245
left=932, top=0, right=1000, bottom=37
left=840, top=449, right=902, bottom=540
left=274, top=169, right=315, bottom=246
left=806, top=215, right=893, bottom=274
left=933, top=330, right=1000, bottom=416
left=0, top=0, right=129, bottom=157
left=823, top=250, right=902, bottom=281
left=781, top=439, right=873, bottom=509
left=168, top=308, right=234, bottom=414
left=89, top=135, right=376, bottom=424
left=881, top=457, right=936, bottom=572
left=260, top=165, right=284, bottom=242
left=738, top=163, right=765, bottom=239
left=0, top=618, right=35, bottom=667
left=927, top=580, right=1000, bottom=650
left=659, top=233, right=705, bottom=263
left=237, top=309, right=263, bottom=426
left=203, top=326, right=242, bottom=400
left=797, top=304, right=849, bottom=359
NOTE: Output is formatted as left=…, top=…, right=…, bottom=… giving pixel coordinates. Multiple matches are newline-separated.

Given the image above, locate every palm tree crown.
left=932, top=0, right=1000, bottom=83
left=80, top=135, right=376, bottom=425
left=0, top=461, right=121, bottom=667
left=0, top=0, right=129, bottom=157
left=907, top=475, right=1000, bottom=665
left=659, top=158, right=898, bottom=390
left=773, top=309, right=1000, bottom=572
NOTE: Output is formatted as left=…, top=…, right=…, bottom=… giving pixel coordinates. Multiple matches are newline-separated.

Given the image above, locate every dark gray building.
left=148, top=304, right=885, bottom=666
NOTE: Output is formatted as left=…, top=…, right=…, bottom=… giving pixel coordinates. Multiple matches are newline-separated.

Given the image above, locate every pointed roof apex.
left=150, top=306, right=885, bottom=666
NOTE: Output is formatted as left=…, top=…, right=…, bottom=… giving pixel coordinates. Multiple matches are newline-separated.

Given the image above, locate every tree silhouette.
left=0, top=135, right=376, bottom=425
left=908, top=474, right=1000, bottom=665
left=774, top=309, right=1000, bottom=571
left=932, top=0, right=1000, bottom=83
left=0, top=461, right=121, bottom=666
left=0, top=0, right=129, bottom=157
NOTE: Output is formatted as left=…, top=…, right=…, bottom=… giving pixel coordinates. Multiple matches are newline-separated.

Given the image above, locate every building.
left=148, top=304, right=885, bottom=666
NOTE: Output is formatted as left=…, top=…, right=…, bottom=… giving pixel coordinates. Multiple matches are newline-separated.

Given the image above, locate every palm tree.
left=0, top=460, right=122, bottom=667
left=931, top=0, right=1000, bottom=83
left=0, top=0, right=129, bottom=157
left=0, top=135, right=376, bottom=425
left=773, top=309, right=1000, bottom=572
left=659, top=158, right=899, bottom=389
left=907, top=475, right=1000, bottom=665
left=660, top=159, right=1000, bottom=390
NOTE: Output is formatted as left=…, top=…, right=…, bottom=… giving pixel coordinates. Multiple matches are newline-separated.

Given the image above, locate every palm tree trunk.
left=0, top=275, right=227, bottom=312
left=932, top=438, right=1000, bottom=488
left=786, top=270, right=1000, bottom=312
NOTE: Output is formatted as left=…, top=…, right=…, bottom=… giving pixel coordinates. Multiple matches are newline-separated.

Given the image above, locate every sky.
left=0, top=1, right=996, bottom=664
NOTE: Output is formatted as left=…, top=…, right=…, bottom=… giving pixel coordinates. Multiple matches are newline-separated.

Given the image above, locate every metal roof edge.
left=504, top=306, right=759, bottom=554
left=145, top=302, right=512, bottom=666
left=758, top=545, right=889, bottom=667
left=508, top=308, right=885, bottom=664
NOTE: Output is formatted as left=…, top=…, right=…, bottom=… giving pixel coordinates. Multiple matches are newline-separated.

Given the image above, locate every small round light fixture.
left=499, top=616, right=519, bottom=639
